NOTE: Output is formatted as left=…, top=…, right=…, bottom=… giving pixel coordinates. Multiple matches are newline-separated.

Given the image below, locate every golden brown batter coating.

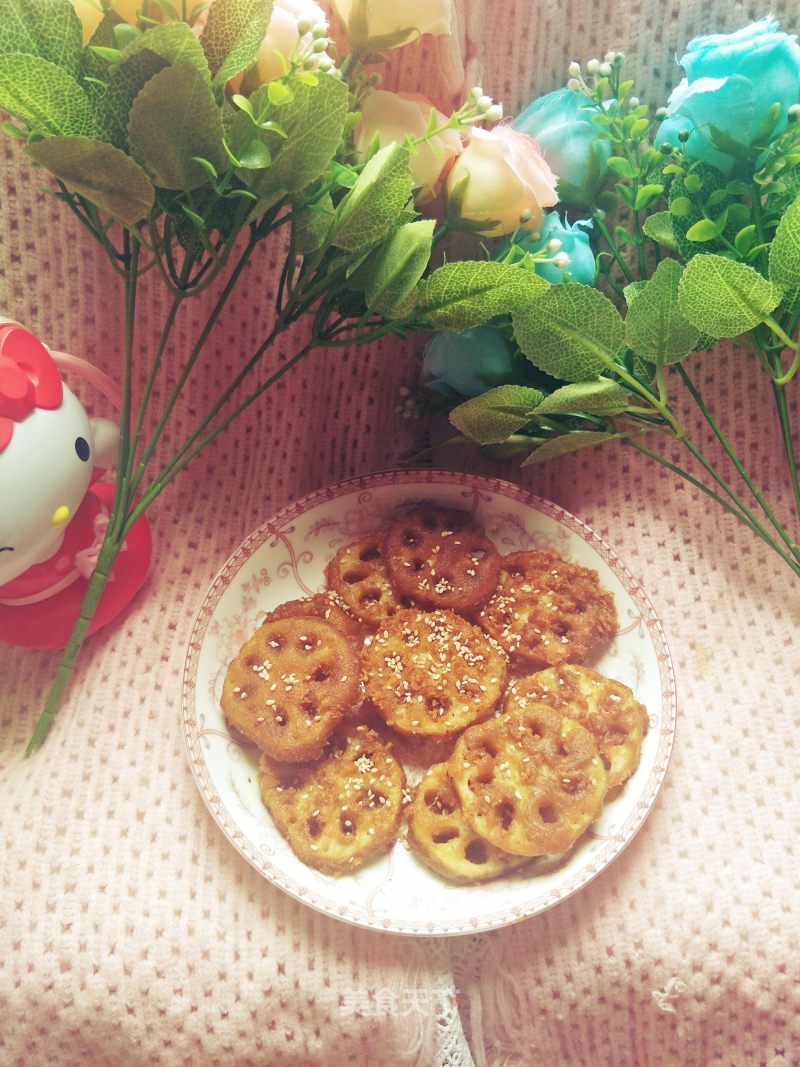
left=222, top=617, right=361, bottom=762
left=505, top=664, right=648, bottom=790
left=362, top=608, right=508, bottom=739
left=478, top=550, right=617, bottom=669
left=383, top=506, right=501, bottom=613
left=258, top=723, right=406, bottom=874
left=325, top=534, right=413, bottom=626
left=407, top=762, right=531, bottom=883
left=449, top=703, right=608, bottom=856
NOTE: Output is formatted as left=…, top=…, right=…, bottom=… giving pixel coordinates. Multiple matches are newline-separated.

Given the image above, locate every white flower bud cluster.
left=462, top=87, right=504, bottom=125
left=551, top=251, right=571, bottom=269
left=396, top=386, right=422, bottom=419
left=298, top=19, right=335, bottom=72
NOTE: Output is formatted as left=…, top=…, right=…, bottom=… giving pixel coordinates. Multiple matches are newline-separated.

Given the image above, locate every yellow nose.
left=51, top=505, right=71, bottom=528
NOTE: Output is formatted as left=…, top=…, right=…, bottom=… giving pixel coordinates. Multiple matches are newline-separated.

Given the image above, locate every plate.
left=182, top=470, right=676, bottom=936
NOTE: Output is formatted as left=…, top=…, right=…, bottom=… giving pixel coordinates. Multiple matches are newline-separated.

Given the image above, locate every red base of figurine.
left=0, top=483, right=152, bottom=649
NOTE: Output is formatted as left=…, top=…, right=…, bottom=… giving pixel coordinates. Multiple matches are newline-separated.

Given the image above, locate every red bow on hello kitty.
left=0, top=325, right=63, bottom=453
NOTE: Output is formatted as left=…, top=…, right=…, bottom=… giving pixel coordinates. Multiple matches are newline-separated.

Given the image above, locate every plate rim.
left=182, top=468, right=677, bottom=936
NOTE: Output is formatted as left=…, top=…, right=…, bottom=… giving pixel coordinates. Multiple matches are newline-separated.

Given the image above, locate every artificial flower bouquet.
left=420, top=16, right=800, bottom=583
left=0, top=0, right=565, bottom=751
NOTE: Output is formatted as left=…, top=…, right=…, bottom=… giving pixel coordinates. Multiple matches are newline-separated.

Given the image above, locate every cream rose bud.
left=355, top=91, right=461, bottom=200
left=332, top=0, right=453, bottom=49
left=446, top=126, right=558, bottom=236
left=234, top=0, right=327, bottom=89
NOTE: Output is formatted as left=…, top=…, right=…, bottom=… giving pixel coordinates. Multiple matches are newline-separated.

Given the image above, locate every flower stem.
left=676, top=363, right=800, bottom=562
left=592, top=212, right=635, bottom=284
left=625, top=438, right=800, bottom=577
left=25, top=534, right=123, bottom=753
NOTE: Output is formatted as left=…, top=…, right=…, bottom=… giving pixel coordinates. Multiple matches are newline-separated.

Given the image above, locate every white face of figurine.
left=0, top=383, right=97, bottom=586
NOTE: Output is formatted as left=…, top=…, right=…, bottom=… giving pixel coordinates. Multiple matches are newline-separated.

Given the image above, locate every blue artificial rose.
left=512, top=87, right=611, bottom=207
left=657, top=16, right=800, bottom=173
left=423, top=325, right=531, bottom=398
left=512, top=213, right=597, bottom=285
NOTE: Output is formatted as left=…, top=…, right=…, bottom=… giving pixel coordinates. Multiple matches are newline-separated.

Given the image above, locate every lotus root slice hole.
left=359, top=544, right=382, bottom=562
left=343, top=568, right=370, bottom=584
left=464, top=840, right=489, bottom=866
left=432, top=828, right=459, bottom=844
left=495, top=800, right=515, bottom=830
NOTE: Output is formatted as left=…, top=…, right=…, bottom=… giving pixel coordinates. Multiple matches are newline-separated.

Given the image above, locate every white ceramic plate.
left=183, top=470, right=676, bottom=935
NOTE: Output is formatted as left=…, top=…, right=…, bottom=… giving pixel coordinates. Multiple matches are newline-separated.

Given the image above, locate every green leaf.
left=634, top=183, right=664, bottom=210
left=420, top=261, right=548, bottom=332
left=235, top=137, right=271, bottom=168
left=678, top=253, right=784, bottom=339
left=95, top=48, right=167, bottom=149
left=769, top=194, right=800, bottom=288
left=623, top=280, right=647, bottom=305
left=607, top=156, right=635, bottom=179
left=293, top=194, right=334, bottom=254
left=625, top=258, right=700, bottom=365
left=512, top=284, right=625, bottom=382
left=669, top=196, right=692, bottom=217
left=520, top=431, right=621, bottom=466
left=356, top=220, right=435, bottom=315
left=0, top=0, right=82, bottom=75
left=26, top=135, right=154, bottom=224
left=449, top=385, right=544, bottom=445
left=127, top=62, right=225, bottom=190
left=329, top=142, right=414, bottom=254
left=267, top=81, right=292, bottom=106
left=734, top=224, right=756, bottom=256
left=0, top=53, right=93, bottom=135
left=238, top=74, right=348, bottom=195
left=642, top=211, right=679, bottom=252
left=199, top=0, right=273, bottom=88
left=121, top=20, right=212, bottom=77
left=668, top=164, right=733, bottom=261
left=533, top=380, right=631, bottom=416
left=684, top=217, right=723, bottom=242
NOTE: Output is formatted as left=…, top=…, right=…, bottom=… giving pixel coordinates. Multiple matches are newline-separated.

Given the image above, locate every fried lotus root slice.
left=449, top=703, right=608, bottom=857
left=257, top=723, right=406, bottom=874
left=324, top=534, right=413, bottom=626
left=263, top=593, right=364, bottom=643
left=362, top=608, right=508, bottom=739
left=506, top=664, right=648, bottom=790
left=478, top=550, right=618, bottom=669
left=221, top=617, right=360, bottom=762
left=407, top=762, right=530, bottom=884
left=383, top=506, right=501, bottom=613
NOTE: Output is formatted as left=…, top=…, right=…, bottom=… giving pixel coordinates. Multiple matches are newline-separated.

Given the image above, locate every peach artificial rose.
left=446, top=126, right=558, bottom=236
left=355, top=90, right=461, bottom=201
left=332, top=0, right=453, bottom=50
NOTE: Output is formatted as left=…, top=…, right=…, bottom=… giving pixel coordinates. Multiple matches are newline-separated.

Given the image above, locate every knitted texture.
left=1, top=2, right=799, bottom=1065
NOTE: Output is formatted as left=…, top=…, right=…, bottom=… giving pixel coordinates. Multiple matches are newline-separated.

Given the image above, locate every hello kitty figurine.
left=0, top=323, right=151, bottom=649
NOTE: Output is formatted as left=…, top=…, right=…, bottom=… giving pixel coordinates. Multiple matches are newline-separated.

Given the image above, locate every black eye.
left=75, top=437, right=91, bottom=462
